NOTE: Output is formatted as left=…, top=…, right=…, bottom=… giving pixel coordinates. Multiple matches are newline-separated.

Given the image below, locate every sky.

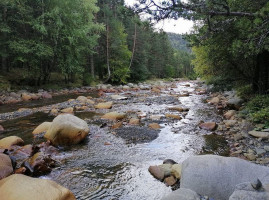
left=124, top=0, right=194, bottom=34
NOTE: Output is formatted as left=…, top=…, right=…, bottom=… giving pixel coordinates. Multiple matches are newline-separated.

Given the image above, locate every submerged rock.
left=101, top=112, right=126, bottom=120
left=44, top=114, right=89, bottom=146
left=165, top=114, right=182, bottom=120
left=95, top=101, right=113, bottom=109
left=0, top=174, right=76, bottom=200
left=148, top=123, right=161, bottom=129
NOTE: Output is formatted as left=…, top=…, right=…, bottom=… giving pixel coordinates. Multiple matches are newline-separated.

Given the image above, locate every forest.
left=1, top=0, right=269, bottom=123
left=0, top=0, right=193, bottom=89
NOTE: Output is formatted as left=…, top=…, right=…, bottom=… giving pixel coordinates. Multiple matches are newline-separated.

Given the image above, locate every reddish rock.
left=111, top=122, right=123, bottom=129
left=149, top=123, right=161, bottom=130
left=129, top=118, right=140, bottom=125
left=148, top=165, right=165, bottom=181
left=165, top=114, right=182, bottom=120
left=199, top=122, right=217, bottom=131
left=41, top=92, right=52, bottom=99
left=15, top=167, right=26, bottom=174
left=0, top=125, right=4, bottom=132
left=164, top=176, right=177, bottom=186
left=21, top=93, right=32, bottom=101
left=0, top=153, right=13, bottom=180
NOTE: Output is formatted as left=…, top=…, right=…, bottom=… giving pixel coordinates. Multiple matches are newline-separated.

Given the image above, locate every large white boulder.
left=180, top=155, right=269, bottom=200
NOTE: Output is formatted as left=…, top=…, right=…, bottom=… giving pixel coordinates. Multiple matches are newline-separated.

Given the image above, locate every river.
left=0, top=80, right=227, bottom=199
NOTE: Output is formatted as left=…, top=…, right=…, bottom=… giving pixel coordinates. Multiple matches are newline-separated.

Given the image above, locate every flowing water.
left=0, top=81, right=228, bottom=200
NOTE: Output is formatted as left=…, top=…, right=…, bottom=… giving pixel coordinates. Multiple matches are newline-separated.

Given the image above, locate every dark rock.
left=163, top=159, right=177, bottom=165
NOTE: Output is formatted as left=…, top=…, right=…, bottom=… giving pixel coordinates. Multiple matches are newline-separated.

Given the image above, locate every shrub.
left=243, top=95, right=269, bottom=126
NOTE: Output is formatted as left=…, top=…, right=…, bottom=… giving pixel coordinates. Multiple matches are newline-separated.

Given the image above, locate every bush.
left=243, top=95, right=269, bottom=126
left=206, top=76, right=234, bottom=92
left=82, top=73, right=95, bottom=86
left=236, top=84, right=253, bottom=100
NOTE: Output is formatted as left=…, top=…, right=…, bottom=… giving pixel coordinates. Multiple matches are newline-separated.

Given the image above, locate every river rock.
left=21, top=93, right=32, bottom=101
left=229, top=182, right=269, bottom=200
left=227, top=96, right=243, bottom=109
left=149, top=123, right=161, bottom=129
left=0, top=136, right=24, bottom=149
left=164, top=176, right=177, bottom=186
left=168, top=107, right=184, bottom=112
left=199, top=122, right=217, bottom=131
left=32, top=122, right=52, bottom=135
left=165, top=114, right=182, bottom=120
left=61, top=107, right=73, bottom=113
left=25, top=152, right=55, bottom=176
left=50, top=108, right=58, bottom=115
left=0, top=125, right=4, bottom=132
left=129, top=118, right=140, bottom=125
left=41, top=92, right=52, bottom=99
left=13, top=144, right=33, bottom=161
left=85, top=99, right=94, bottom=105
left=111, top=95, right=128, bottom=100
left=150, top=115, right=162, bottom=120
left=171, top=164, right=182, bottom=179
left=180, top=155, right=269, bottom=200
left=209, top=97, right=220, bottom=104
left=95, top=101, right=113, bottom=109
left=148, top=166, right=165, bottom=181
left=248, top=131, right=269, bottom=139
left=0, top=174, right=76, bottom=200
left=76, top=96, right=88, bottom=103
left=0, top=153, right=13, bottom=180
left=111, top=122, right=123, bottom=129
left=161, top=188, right=200, bottom=200
left=224, top=110, right=236, bottom=119
left=101, top=112, right=126, bottom=120
left=44, top=114, right=89, bottom=146
left=224, top=120, right=237, bottom=127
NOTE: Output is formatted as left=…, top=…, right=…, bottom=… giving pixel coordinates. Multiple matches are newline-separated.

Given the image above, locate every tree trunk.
left=129, top=23, right=137, bottom=70
left=90, top=54, right=95, bottom=77
left=104, top=24, right=111, bottom=83
left=253, top=50, right=269, bottom=94
left=1, top=6, right=7, bottom=72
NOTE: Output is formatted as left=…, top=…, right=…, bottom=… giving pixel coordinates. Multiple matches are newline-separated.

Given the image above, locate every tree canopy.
left=137, top=0, right=269, bottom=93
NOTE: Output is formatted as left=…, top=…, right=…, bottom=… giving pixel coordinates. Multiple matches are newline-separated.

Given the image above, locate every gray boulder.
left=229, top=182, right=269, bottom=200
left=161, top=188, right=200, bottom=200
left=180, top=155, right=269, bottom=200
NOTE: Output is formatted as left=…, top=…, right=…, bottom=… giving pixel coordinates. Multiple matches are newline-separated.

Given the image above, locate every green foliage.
left=167, top=32, right=191, bottom=52
left=0, top=0, right=102, bottom=86
left=243, top=95, right=269, bottom=126
left=82, top=73, right=95, bottom=86
left=236, top=84, right=253, bottom=100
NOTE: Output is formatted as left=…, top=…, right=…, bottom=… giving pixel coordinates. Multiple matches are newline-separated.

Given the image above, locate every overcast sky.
left=124, top=0, right=194, bottom=34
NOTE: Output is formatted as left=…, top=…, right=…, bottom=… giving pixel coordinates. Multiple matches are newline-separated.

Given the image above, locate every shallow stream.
left=0, top=81, right=228, bottom=200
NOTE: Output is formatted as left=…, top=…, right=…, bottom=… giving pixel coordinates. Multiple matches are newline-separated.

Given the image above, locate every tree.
left=137, top=0, right=269, bottom=93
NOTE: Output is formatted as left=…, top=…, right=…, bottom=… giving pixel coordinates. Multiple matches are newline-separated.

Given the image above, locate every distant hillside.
left=167, top=32, right=191, bottom=52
